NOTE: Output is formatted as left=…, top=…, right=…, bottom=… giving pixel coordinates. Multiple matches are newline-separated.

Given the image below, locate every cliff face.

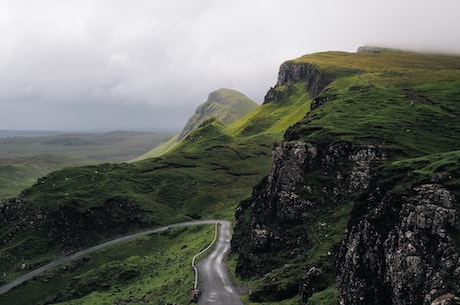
left=232, top=140, right=388, bottom=301
left=232, top=51, right=460, bottom=304
left=234, top=134, right=460, bottom=305
left=338, top=182, right=460, bottom=305
left=264, top=62, right=334, bottom=104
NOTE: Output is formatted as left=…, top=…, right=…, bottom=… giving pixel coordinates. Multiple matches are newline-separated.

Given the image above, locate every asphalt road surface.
left=197, top=221, right=244, bottom=305
left=0, top=219, right=223, bottom=295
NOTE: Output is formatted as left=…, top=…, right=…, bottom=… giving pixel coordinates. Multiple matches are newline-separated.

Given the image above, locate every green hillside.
left=178, top=88, right=259, bottom=140
left=0, top=131, right=171, bottom=199
left=286, top=50, right=460, bottom=155
left=0, top=155, right=94, bottom=199
left=0, top=225, right=216, bottom=305
left=132, top=88, right=258, bottom=161
left=130, top=134, right=179, bottom=161
left=1, top=48, right=459, bottom=304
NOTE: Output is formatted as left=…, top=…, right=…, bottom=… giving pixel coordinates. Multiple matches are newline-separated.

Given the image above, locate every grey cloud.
left=0, top=0, right=459, bottom=130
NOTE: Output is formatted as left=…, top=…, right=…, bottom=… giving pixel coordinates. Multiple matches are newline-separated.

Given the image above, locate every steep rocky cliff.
left=233, top=140, right=389, bottom=302
left=337, top=168, right=460, bottom=305
left=232, top=50, right=460, bottom=304
left=264, top=62, right=334, bottom=104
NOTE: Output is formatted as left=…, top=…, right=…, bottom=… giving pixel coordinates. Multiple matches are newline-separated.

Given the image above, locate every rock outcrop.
left=264, top=62, right=334, bottom=103
left=233, top=137, right=460, bottom=304
left=232, top=140, right=387, bottom=301
left=337, top=183, right=460, bottom=305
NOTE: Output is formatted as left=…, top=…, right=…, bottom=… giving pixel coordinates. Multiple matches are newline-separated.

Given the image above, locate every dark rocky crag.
left=337, top=177, right=460, bottom=305
left=232, top=55, right=460, bottom=304
left=264, top=62, right=335, bottom=104
left=232, top=140, right=389, bottom=302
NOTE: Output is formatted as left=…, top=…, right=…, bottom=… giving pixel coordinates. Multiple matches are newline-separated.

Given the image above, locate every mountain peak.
left=178, top=88, right=258, bottom=140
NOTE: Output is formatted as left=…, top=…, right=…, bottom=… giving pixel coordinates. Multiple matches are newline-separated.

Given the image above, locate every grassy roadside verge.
left=0, top=225, right=216, bottom=305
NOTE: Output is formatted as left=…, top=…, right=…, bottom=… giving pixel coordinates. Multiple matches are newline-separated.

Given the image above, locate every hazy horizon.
left=0, top=127, right=181, bottom=137
left=1, top=0, right=459, bottom=130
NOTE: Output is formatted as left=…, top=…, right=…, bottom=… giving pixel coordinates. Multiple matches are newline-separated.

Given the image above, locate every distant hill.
left=132, top=88, right=258, bottom=161
left=0, top=131, right=171, bottom=199
left=178, top=88, right=258, bottom=140
left=0, top=130, right=67, bottom=138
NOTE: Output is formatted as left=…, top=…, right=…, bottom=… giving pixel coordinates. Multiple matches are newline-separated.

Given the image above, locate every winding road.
left=196, top=221, right=244, bottom=305
left=0, top=219, right=243, bottom=305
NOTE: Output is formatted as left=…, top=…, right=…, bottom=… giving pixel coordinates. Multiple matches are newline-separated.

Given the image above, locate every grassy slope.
left=0, top=225, right=215, bottom=305
left=205, top=88, right=259, bottom=124
left=0, top=131, right=171, bottom=199
left=287, top=51, right=460, bottom=156
left=0, top=156, right=92, bottom=199
left=179, top=88, right=259, bottom=139
left=233, top=50, right=460, bottom=304
left=133, top=88, right=259, bottom=162
left=130, top=134, right=180, bottom=161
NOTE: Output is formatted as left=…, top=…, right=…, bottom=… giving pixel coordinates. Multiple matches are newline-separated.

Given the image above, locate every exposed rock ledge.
left=264, top=62, right=335, bottom=103
left=233, top=138, right=460, bottom=304
left=232, top=140, right=387, bottom=301
left=337, top=183, right=460, bottom=305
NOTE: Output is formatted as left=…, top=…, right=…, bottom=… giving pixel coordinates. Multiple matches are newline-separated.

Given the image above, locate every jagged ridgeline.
left=232, top=49, right=460, bottom=304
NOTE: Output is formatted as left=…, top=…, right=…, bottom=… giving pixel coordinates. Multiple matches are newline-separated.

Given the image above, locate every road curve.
left=0, top=219, right=223, bottom=295
left=197, top=221, right=244, bottom=305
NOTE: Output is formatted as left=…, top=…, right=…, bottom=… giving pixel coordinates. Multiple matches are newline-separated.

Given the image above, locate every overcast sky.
left=1, top=0, right=459, bottom=131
